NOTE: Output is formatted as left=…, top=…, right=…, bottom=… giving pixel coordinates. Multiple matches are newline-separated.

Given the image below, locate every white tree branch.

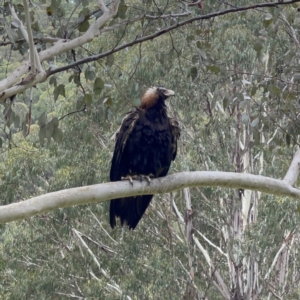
left=22, top=0, right=43, bottom=72
left=283, top=148, right=300, bottom=186
left=98, top=0, right=109, bottom=13
left=263, top=230, right=296, bottom=281
left=193, top=235, right=230, bottom=300
left=194, top=229, right=228, bottom=258
left=1, top=171, right=300, bottom=224
left=73, top=228, right=131, bottom=299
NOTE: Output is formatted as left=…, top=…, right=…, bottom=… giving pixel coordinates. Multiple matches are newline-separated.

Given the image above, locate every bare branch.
left=264, top=230, right=296, bottom=281
left=73, top=228, right=131, bottom=299
left=193, top=235, right=230, bottom=300
left=194, top=229, right=228, bottom=258
left=10, top=3, right=43, bottom=73
left=98, top=0, right=109, bottom=13
left=22, top=0, right=42, bottom=72
left=283, top=149, right=300, bottom=185
left=72, top=228, right=105, bottom=273
left=280, top=11, right=300, bottom=48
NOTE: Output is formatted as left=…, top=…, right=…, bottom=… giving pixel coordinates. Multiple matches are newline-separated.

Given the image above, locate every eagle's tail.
left=109, top=195, right=153, bottom=229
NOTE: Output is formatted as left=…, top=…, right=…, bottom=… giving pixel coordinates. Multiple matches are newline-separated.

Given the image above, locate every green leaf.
left=57, top=7, right=65, bottom=17
left=116, top=0, right=127, bottom=19
left=223, top=97, right=229, bottom=110
left=51, top=0, right=61, bottom=9
left=14, top=114, right=20, bottom=128
left=257, top=50, right=264, bottom=63
left=0, top=137, right=2, bottom=148
left=242, top=114, right=249, bottom=125
left=93, top=78, right=104, bottom=95
left=22, top=124, right=27, bottom=138
left=268, top=84, right=280, bottom=96
left=52, top=127, right=63, bottom=143
left=286, top=133, right=291, bottom=147
left=192, top=55, right=198, bottom=64
left=38, top=112, right=47, bottom=128
left=50, top=117, right=59, bottom=129
left=7, top=111, right=15, bottom=127
left=253, top=40, right=263, bottom=52
left=207, top=65, right=220, bottom=73
left=236, top=93, right=244, bottom=102
left=39, top=126, right=46, bottom=146
left=251, top=118, right=259, bottom=128
left=103, top=97, right=112, bottom=106
left=251, top=86, right=257, bottom=96
left=74, top=73, right=80, bottom=86
left=46, top=122, right=54, bottom=144
left=189, top=67, right=197, bottom=81
left=76, top=96, right=84, bottom=110
left=78, top=8, right=90, bottom=22
left=78, top=20, right=89, bottom=32
left=6, top=27, right=18, bottom=43
left=53, top=84, right=66, bottom=101
left=85, top=68, right=96, bottom=81
left=263, top=13, right=273, bottom=27
left=106, top=54, right=114, bottom=67
left=84, top=94, right=93, bottom=106
left=49, top=76, right=57, bottom=86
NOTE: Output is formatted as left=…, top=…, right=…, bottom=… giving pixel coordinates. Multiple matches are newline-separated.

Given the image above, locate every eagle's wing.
left=156, top=118, right=180, bottom=178
left=170, top=118, right=180, bottom=161
left=110, top=110, right=139, bottom=182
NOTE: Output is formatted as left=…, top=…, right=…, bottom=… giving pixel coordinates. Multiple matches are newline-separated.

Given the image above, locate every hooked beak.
left=163, top=89, right=175, bottom=97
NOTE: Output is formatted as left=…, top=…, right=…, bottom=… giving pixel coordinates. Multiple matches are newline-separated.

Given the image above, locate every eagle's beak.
left=163, top=89, right=175, bottom=97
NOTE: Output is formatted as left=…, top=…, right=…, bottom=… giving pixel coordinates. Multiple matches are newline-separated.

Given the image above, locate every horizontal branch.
left=1, top=0, right=299, bottom=101
left=0, top=171, right=299, bottom=224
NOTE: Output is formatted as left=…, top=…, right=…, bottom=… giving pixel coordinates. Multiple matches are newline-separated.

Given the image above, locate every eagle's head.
left=140, top=86, right=175, bottom=109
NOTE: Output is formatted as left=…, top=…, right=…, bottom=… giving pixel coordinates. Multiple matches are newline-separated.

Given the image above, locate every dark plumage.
left=109, top=86, right=180, bottom=229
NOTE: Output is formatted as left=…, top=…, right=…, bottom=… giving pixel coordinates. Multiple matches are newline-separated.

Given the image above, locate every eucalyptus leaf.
left=38, top=112, right=47, bottom=128
left=93, top=78, right=104, bottom=95
left=52, top=127, right=63, bottom=143
left=53, top=84, right=66, bottom=101
left=251, top=118, right=259, bottom=128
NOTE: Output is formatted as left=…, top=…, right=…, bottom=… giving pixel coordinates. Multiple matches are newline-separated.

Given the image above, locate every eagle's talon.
left=144, top=175, right=152, bottom=185
left=121, top=175, right=134, bottom=186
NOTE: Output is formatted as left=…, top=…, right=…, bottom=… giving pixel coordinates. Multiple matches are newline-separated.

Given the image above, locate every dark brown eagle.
left=109, top=86, right=180, bottom=229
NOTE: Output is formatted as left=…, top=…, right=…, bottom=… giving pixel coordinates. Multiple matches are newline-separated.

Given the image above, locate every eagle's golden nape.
left=109, top=86, right=180, bottom=229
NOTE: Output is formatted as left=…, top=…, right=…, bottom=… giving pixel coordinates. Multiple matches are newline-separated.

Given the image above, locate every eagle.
left=109, top=86, right=180, bottom=229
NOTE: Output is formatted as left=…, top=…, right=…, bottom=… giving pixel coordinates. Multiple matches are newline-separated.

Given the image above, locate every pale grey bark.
left=1, top=167, right=300, bottom=224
